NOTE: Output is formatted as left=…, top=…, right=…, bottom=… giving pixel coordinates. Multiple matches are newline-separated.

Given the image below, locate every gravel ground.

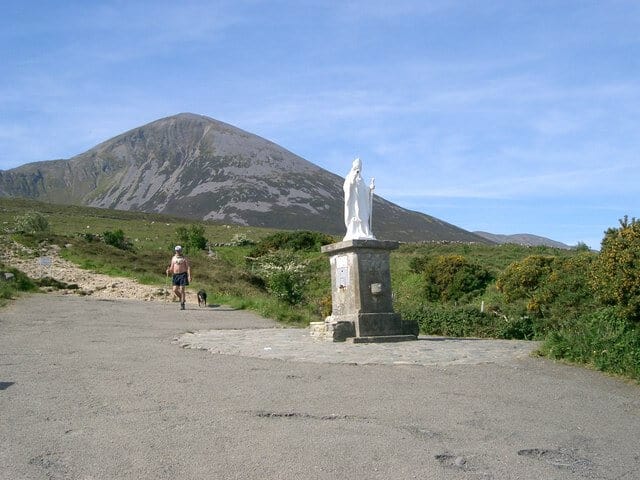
left=1, top=293, right=639, bottom=480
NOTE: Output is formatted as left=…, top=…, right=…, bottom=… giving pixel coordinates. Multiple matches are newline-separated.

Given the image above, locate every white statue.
left=343, top=157, right=375, bottom=240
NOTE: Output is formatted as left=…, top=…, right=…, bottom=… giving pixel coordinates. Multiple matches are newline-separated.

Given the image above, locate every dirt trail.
left=1, top=241, right=177, bottom=302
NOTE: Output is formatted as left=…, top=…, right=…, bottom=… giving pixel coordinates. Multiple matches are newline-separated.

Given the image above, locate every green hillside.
left=1, top=198, right=638, bottom=381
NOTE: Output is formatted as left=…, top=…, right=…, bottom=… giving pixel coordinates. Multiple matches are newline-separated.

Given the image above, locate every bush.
left=0, top=265, right=38, bottom=303
left=412, top=254, right=492, bottom=303
left=252, top=250, right=309, bottom=305
left=249, top=230, right=335, bottom=258
left=535, top=253, right=597, bottom=330
left=398, top=302, right=534, bottom=339
left=496, top=255, right=556, bottom=304
left=14, top=212, right=49, bottom=234
left=493, top=253, right=597, bottom=336
left=175, top=225, right=208, bottom=252
left=103, top=229, right=134, bottom=251
left=408, top=255, right=431, bottom=274
left=591, top=216, right=640, bottom=323
left=230, top=233, right=255, bottom=246
left=541, top=307, right=640, bottom=380
left=496, top=314, right=536, bottom=340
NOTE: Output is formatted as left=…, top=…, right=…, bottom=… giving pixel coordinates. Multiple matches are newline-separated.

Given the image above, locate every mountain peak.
left=0, top=114, right=490, bottom=243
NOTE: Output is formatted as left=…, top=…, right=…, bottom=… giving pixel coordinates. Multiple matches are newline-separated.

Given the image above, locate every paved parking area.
left=176, top=328, right=539, bottom=366
left=2, top=294, right=638, bottom=480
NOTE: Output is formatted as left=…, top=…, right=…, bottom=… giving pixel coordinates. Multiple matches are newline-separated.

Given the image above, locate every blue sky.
left=1, top=1, right=639, bottom=249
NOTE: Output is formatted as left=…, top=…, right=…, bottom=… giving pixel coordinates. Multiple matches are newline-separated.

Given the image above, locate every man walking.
left=166, top=245, right=191, bottom=310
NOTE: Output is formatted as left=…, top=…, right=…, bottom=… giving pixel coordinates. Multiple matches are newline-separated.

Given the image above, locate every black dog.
left=197, top=290, right=207, bottom=307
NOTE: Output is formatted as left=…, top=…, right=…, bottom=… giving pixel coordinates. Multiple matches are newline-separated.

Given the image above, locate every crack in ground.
left=251, top=410, right=364, bottom=421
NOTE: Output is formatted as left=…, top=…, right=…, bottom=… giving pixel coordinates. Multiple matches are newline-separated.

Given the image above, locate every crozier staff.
left=343, top=157, right=375, bottom=240
left=166, top=245, right=191, bottom=310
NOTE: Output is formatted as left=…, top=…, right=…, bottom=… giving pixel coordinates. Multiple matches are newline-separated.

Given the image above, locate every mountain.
left=0, top=113, right=490, bottom=243
left=473, top=231, right=571, bottom=249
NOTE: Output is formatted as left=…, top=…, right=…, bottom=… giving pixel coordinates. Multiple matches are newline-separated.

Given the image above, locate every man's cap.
left=174, top=245, right=182, bottom=251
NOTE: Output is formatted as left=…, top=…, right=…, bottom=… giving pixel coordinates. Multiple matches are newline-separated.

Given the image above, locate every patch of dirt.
left=1, top=241, right=178, bottom=302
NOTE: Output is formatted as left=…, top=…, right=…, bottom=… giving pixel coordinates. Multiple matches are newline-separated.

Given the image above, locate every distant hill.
left=473, top=231, right=571, bottom=249
left=0, top=113, right=490, bottom=244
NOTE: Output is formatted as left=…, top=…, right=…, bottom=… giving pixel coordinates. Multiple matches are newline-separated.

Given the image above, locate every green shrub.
left=493, top=253, right=597, bottom=336
left=535, top=253, right=597, bottom=331
left=249, top=230, right=335, bottom=258
left=541, top=307, right=640, bottom=380
left=591, top=216, right=640, bottom=323
left=496, top=255, right=556, bottom=305
left=175, top=225, right=208, bottom=252
left=103, top=229, right=134, bottom=251
left=408, top=255, right=431, bottom=274
left=252, top=250, right=309, bottom=305
left=14, top=212, right=50, bottom=234
left=496, top=314, right=536, bottom=340
left=413, top=254, right=492, bottom=303
left=0, top=265, right=38, bottom=303
left=398, top=302, right=534, bottom=339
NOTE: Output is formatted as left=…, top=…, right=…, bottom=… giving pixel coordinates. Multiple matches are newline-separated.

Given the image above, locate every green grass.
left=540, top=307, right=640, bottom=380
left=0, top=263, right=39, bottom=307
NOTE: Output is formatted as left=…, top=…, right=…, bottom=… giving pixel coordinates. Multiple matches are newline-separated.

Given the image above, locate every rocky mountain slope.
left=0, top=113, right=489, bottom=243
left=473, top=231, right=571, bottom=249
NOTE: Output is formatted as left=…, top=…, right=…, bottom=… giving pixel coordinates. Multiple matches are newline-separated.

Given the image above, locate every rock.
left=454, top=457, right=466, bottom=467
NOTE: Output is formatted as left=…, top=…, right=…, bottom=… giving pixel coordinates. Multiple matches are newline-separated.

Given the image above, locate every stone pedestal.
left=319, top=239, right=417, bottom=342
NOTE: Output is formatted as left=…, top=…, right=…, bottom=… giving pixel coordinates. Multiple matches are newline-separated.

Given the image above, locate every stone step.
left=346, top=335, right=417, bottom=344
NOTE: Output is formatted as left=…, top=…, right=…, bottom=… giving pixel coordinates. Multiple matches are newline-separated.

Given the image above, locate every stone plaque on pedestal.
left=319, top=239, right=417, bottom=342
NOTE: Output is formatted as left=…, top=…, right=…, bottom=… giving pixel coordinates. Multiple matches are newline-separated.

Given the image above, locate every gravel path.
left=1, top=293, right=639, bottom=480
left=1, top=241, right=174, bottom=302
